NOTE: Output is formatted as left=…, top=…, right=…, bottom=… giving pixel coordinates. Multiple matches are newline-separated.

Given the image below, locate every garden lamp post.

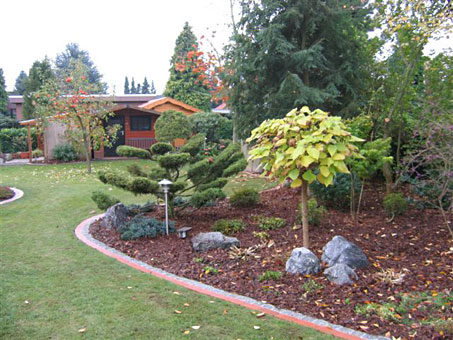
left=159, top=179, right=173, bottom=235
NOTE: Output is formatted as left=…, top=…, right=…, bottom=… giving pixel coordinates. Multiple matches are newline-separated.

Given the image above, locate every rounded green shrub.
left=116, top=145, right=150, bottom=159
left=297, top=198, right=327, bottom=226
left=383, top=193, right=407, bottom=217
left=129, top=178, right=160, bottom=195
left=230, top=187, right=260, bottom=208
left=255, top=216, right=286, bottom=230
left=157, top=153, right=190, bottom=169
left=310, top=173, right=360, bottom=210
left=52, top=143, right=77, bottom=162
left=91, top=191, right=120, bottom=210
left=190, top=188, right=226, bottom=207
left=119, top=215, right=175, bottom=240
left=150, top=142, right=174, bottom=155
left=212, top=219, right=246, bottom=235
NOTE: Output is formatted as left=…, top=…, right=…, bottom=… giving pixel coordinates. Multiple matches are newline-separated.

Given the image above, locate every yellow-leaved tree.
left=247, top=107, right=362, bottom=248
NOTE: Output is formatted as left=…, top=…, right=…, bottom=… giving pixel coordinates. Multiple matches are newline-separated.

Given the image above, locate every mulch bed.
left=91, top=184, right=452, bottom=339
left=0, top=186, right=14, bottom=201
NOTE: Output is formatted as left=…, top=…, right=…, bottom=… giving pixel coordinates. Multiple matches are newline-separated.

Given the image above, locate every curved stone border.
left=0, top=187, right=24, bottom=205
left=75, top=215, right=388, bottom=340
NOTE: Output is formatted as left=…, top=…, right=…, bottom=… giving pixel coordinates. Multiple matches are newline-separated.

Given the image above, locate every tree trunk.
left=301, top=179, right=310, bottom=248
left=77, top=116, right=92, bottom=174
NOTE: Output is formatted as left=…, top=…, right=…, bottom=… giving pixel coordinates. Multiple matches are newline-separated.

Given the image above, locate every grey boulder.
left=101, top=203, right=128, bottom=230
left=324, top=264, right=358, bottom=285
left=191, top=232, right=240, bottom=252
left=322, top=235, right=369, bottom=269
left=286, top=247, right=321, bottom=275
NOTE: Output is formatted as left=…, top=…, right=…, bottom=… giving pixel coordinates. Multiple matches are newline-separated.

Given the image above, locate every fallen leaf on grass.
left=254, top=326, right=260, bottom=330
left=174, top=310, right=182, bottom=314
left=78, top=328, right=86, bottom=333
left=191, top=325, right=200, bottom=330
left=173, top=291, right=181, bottom=295
left=183, top=330, right=190, bottom=335
left=184, top=303, right=190, bottom=307
left=256, top=312, right=266, bottom=318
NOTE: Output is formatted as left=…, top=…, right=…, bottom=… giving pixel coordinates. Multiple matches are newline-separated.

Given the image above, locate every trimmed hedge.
left=0, top=127, right=37, bottom=153
left=116, top=145, right=150, bottom=159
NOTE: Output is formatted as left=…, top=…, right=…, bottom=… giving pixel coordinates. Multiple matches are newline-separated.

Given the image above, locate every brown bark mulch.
left=91, top=185, right=452, bottom=340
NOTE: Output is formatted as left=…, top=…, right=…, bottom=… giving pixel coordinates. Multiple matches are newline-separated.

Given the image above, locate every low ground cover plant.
left=212, top=219, right=246, bottom=235
left=119, top=215, right=175, bottom=240
left=296, top=198, right=327, bottom=226
left=230, top=187, right=260, bottom=207
left=383, top=192, right=407, bottom=218
left=91, top=191, right=120, bottom=210
left=254, top=216, right=286, bottom=230
left=259, top=270, right=282, bottom=282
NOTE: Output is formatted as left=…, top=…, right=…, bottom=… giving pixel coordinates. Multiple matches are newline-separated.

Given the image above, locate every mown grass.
left=0, top=160, right=335, bottom=340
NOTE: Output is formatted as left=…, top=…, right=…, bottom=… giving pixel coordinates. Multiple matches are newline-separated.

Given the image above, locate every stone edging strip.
left=0, top=187, right=24, bottom=205
left=75, top=214, right=389, bottom=340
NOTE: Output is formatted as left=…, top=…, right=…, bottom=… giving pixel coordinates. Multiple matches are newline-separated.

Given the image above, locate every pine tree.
left=22, top=58, right=54, bottom=119
left=55, top=43, right=107, bottom=93
left=142, top=77, right=150, bottom=94
left=0, top=68, right=8, bottom=115
left=226, top=0, right=372, bottom=138
left=150, top=80, right=156, bottom=94
left=13, top=71, right=28, bottom=95
left=164, top=22, right=211, bottom=111
left=124, top=76, right=130, bottom=94
left=136, top=83, right=141, bottom=94
left=130, top=77, right=136, bottom=94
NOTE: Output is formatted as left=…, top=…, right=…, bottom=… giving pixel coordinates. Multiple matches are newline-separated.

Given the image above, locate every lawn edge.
left=0, top=187, right=24, bottom=205
left=75, top=214, right=389, bottom=340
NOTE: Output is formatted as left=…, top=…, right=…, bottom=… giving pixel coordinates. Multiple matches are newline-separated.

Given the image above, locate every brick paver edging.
left=75, top=214, right=389, bottom=340
left=0, top=187, right=24, bottom=205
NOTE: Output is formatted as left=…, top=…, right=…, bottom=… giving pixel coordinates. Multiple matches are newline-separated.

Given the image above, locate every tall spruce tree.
left=226, top=0, right=372, bottom=138
left=150, top=80, right=156, bottom=94
left=142, top=77, right=150, bottom=94
left=0, top=68, right=8, bottom=115
left=124, top=76, right=130, bottom=94
left=130, top=77, right=136, bottom=94
left=22, top=58, right=54, bottom=119
left=136, top=83, right=141, bottom=94
left=13, top=71, right=28, bottom=95
left=55, top=43, right=107, bottom=93
left=164, top=22, right=211, bottom=111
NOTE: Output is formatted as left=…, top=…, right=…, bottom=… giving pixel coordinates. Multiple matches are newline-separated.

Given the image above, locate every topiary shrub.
left=230, top=187, right=260, bottom=208
left=212, top=219, right=246, bottom=235
left=150, top=142, right=174, bottom=156
left=310, top=173, right=360, bottom=210
left=52, top=143, right=78, bottom=162
left=116, top=145, right=150, bottom=159
left=383, top=193, right=407, bottom=217
left=297, top=198, right=327, bottom=226
left=119, top=215, right=175, bottom=240
left=124, top=201, right=156, bottom=216
left=190, top=188, right=226, bottom=207
left=254, top=216, right=286, bottom=230
left=91, top=191, right=120, bottom=210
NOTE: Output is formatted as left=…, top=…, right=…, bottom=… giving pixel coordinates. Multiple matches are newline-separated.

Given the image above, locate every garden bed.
left=0, top=186, right=15, bottom=201
left=91, top=185, right=452, bottom=339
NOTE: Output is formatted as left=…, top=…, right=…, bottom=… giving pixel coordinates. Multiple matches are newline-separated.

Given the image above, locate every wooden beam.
left=27, top=124, right=32, bottom=163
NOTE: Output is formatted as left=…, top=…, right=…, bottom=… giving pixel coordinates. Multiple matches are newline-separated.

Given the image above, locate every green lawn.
left=0, top=160, right=336, bottom=340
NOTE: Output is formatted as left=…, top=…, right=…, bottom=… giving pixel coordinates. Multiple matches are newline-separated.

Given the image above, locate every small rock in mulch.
left=285, top=247, right=321, bottom=275
left=191, top=232, right=240, bottom=252
left=101, top=203, right=128, bottom=230
left=324, top=263, right=358, bottom=285
left=322, top=235, right=369, bottom=269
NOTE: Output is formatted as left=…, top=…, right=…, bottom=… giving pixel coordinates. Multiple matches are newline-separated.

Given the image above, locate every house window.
left=130, top=116, right=151, bottom=131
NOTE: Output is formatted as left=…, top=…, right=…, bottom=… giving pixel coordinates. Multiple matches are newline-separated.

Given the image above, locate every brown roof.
left=139, top=96, right=201, bottom=113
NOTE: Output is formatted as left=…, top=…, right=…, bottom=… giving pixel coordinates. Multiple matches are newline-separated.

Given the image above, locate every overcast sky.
left=1, top=0, right=235, bottom=94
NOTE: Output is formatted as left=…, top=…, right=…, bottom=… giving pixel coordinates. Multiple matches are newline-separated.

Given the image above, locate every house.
left=18, top=95, right=200, bottom=161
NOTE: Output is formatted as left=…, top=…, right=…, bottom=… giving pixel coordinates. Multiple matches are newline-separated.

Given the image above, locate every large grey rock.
left=322, top=235, right=369, bottom=269
left=191, top=232, right=240, bottom=252
left=285, top=247, right=321, bottom=275
left=101, top=203, right=128, bottom=230
left=324, top=263, right=358, bottom=285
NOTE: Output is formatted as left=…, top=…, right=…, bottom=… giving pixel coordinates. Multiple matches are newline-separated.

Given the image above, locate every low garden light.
left=159, top=179, right=173, bottom=235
